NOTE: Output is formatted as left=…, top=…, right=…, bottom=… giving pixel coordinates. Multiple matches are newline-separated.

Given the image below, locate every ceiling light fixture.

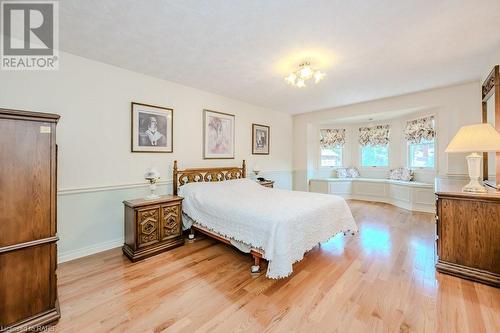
left=285, top=62, right=325, bottom=87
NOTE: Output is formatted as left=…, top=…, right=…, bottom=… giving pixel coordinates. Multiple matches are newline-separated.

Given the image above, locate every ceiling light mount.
left=285, top=62, right=325, bottom=87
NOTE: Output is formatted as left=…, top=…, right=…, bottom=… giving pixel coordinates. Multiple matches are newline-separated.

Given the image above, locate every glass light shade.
left=285, top=73, right=297, bottom=85
left=314, top=71, right=325, bottom=83
left=285, top=63, right=325, bottom=88
left=144, top=168, right=160, bottom=180
left=445, top=123, right=500, bottom=153
left=299, top=65, right=313, bottom=79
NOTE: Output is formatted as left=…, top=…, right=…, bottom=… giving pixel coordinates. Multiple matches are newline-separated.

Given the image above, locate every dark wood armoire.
left=0, top=109, right=60, bottom=331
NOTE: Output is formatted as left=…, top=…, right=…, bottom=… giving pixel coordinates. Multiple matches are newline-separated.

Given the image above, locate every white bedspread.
left=179, top=179, right=357, bottom=279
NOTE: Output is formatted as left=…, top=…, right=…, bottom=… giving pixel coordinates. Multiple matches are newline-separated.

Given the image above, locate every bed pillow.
left=347, top=167, right=360, bottom=178
left=336, top=168, right=348, bottom=178
left=388, top=167, right=414, bottom=181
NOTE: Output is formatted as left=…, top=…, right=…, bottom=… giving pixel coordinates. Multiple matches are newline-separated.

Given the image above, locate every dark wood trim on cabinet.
left=2, top=303, right=61, bottom=333
left=436, top=260, right=500, bottom=287
left=481, top=65, right=499, bottom=182
left=0, top=107, right=60, bottom=122
left=0, top=236, right=59, bottom=254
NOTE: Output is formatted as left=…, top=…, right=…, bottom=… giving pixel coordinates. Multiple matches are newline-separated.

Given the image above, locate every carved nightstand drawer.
left=123, top=195, right=184, bottom=262
left=137, top=206, right=161, bottom=249
left=161, top=204, right=182, bottom=241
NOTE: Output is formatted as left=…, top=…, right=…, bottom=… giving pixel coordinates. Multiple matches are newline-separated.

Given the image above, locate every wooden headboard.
left=173, top=160, right=246, bottom=195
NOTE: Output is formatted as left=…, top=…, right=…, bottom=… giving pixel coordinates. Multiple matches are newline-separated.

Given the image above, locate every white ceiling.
left=59, top=0, right=500, bottom=114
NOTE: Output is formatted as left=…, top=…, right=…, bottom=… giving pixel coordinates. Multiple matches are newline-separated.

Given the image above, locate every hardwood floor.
left=54, top=200, right=500, bottom=333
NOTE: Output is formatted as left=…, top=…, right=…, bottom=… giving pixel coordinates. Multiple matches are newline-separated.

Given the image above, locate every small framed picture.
left=203, top=109, right=235, bottom=159
left=131, top=102, right=173, bottom=153
left=252, top=123, right=270, bottom=155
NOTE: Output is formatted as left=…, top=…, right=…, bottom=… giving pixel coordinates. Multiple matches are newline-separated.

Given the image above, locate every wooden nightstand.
left=257, top=180, right=274, bottom=188
left=123, top=195, right=184, bottom=262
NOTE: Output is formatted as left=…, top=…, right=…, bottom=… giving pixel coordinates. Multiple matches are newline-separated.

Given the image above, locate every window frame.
left=359, top=144, right=390, bottom=168
left=406, top=139, right=436, bottom=170
left=319, top=145, right=344, bottom=168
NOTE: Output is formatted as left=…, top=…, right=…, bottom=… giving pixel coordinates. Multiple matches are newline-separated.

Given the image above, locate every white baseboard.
left=58, top=237, right=123, bottom=263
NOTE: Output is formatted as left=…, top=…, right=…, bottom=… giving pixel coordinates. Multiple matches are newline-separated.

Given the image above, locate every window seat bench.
left=309, top=177, right=435, bottom=213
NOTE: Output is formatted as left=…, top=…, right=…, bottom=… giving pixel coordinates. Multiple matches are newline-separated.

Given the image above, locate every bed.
left=173, top=160, right=357, bottom=279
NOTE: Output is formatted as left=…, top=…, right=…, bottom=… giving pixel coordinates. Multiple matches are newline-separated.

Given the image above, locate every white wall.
left=0, top=51, right=293, bottom=262
left=293, top=82, right=482, bottom=191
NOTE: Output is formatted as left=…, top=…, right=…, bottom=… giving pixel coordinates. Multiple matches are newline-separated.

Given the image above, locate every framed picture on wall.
left=203, top=109, right=235, bottom=159
left=131, top=102, right=173, bottom=153
left=252, top=123, right=270, bottom=155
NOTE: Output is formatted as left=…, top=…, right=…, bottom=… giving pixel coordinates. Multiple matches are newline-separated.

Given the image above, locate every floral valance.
left=404, top=115, right=435, bottom=144
left=358, top=125, right=390, bottom=146
left=320, top=129, right=345, bottom=148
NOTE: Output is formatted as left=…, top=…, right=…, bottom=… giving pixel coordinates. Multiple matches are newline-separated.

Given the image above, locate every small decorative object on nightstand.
left=144, top=168, right=161, bottom=199
left=256, top=177, right=274, bottom=188
left=123, top=195, right=184, bottom=261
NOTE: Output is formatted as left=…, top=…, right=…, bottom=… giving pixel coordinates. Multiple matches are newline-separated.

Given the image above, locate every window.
left=361, top=145, right=389, bottom=167
left=320, top=128, right=345, bottom=167
left=404, top=115, right=435, bottom=168
left=320, top=146, right=343, bottom=167
left=408, top=139, right=435, bottom=168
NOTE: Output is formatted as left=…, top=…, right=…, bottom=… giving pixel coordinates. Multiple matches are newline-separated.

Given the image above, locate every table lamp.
left=445, top=123, right=500, bottom=193
left=253, top=164, right=261, bottom=176
left=144, top=168, right=161, bottom=199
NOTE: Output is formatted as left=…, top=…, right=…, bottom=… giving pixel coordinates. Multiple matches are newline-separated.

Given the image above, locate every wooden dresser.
left=435, top=178, right=500, bottom=287
left=0, top=109, right=60, bottom=331
left=123, top=195, right=184, bottom=261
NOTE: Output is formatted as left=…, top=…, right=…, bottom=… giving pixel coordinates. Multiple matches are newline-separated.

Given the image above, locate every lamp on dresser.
left=445, top=123, right=500, bottom=192
left=436, top=122, right=500, bottom=287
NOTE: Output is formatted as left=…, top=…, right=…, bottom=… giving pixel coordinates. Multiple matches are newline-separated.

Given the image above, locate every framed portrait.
left=203, top=109, right=235, bottom=159
left=131, top=102, right=173, bottom=153
left=252, top=123, right=270, bottom=155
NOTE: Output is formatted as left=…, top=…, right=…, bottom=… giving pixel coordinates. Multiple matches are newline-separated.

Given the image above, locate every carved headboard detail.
left=173, top=160, right=246, bottom=195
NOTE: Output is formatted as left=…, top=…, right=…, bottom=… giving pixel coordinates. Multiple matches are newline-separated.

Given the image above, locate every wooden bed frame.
left=173, top=160, right=264, bottom=273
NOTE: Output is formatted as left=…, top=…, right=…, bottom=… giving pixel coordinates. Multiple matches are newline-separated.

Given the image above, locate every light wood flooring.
left=54, top=200, right=500, bottom=332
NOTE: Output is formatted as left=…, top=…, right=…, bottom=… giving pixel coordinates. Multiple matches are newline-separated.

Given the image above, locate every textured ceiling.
left=59, top=0, right=500, bottom=114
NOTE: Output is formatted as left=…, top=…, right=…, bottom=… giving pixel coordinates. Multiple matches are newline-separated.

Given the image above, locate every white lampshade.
left=445, top=123, right=500, bottom=153
left=144, top=168, right=160, bottom=180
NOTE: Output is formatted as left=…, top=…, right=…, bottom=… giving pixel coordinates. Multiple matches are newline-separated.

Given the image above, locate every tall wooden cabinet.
left=0, top=109, right=60, bottom=331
